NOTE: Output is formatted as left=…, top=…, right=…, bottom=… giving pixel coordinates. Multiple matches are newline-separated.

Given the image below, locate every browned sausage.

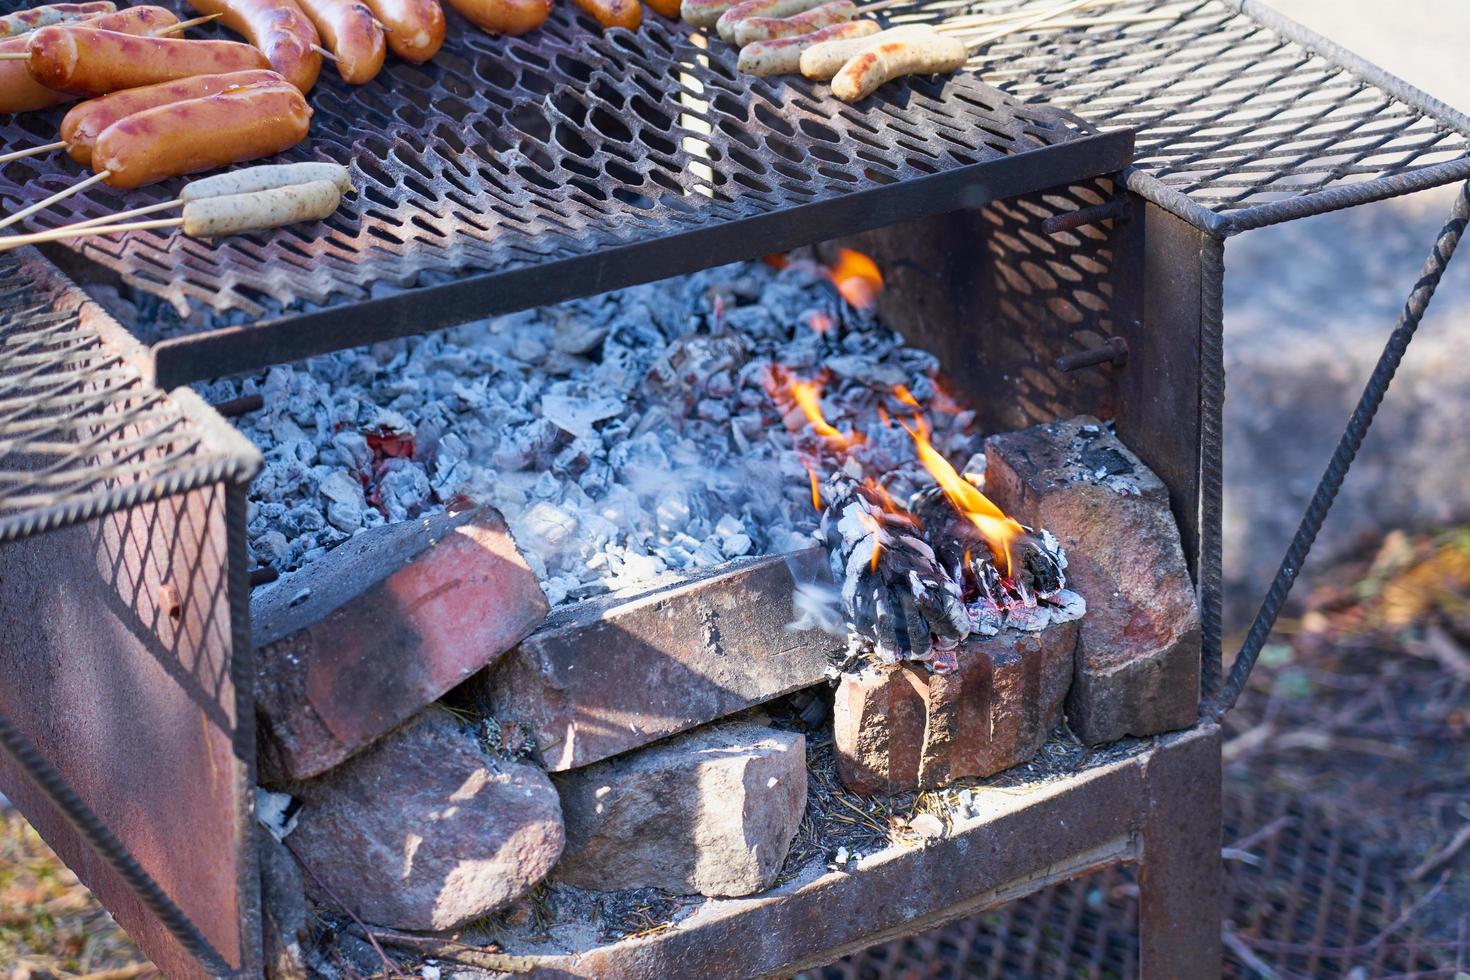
left=358, top=0, right=443, bottom=62
left=0, top=5, right=179, bottom=114
left=91, top=81, right=312, bottom=188
left=61, top=68, right=285, bottom=165
left=294, top=0, right=384, bottom=83
left=643, top=0, right=678, bottom=18
left=443, top=0, right=551, bottom=35
left=27, top=26, right=271, bottom=96
left=0, top=2, right=115, bottom=40
left=186, top=0, right=322, bottom=92
left=731, top=0, right=854, bottom=47
left=571, top=0, right=639, bottom=29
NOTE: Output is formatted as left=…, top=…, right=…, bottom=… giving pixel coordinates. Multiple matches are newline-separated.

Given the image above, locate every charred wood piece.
left=910, top=487, right=1066, bottom=604
left=818, top=472, right=969, bottom=666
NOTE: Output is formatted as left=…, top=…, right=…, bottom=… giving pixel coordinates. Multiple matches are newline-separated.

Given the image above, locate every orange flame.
left=855, top=508, right=883, bottom=572
left=896, top=389, right=1024, bottom=577
left=808, top=311, right=834, bottom=335
left=804, top=463, right=822, bottom=511
left=827, top=248, right=883, bottom=311
left=768, top=367, right=866, bottom=452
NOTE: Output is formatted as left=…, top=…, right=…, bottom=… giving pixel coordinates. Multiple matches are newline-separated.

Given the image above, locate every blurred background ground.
left=4, top=1, right=1470, bottom=977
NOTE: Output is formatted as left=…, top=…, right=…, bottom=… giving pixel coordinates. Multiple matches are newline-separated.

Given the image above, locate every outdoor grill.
left=2, top=0, right=1469, bottom=977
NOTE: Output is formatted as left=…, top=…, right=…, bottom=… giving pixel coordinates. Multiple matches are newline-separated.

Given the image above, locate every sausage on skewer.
left=60, top=68, right=283, bottom=165
left=0, top=2, right=115, bottom=39
left=714, top=0, right=823, bottom=42
left=737, top=18, right=876, bottom=75
left=294, top=0, right=384, bottom=83
left=830, top=32, right=968, bottom=101
left=680, top=0, right=737, bottom=29
left=185, top=0, right=322, bottom=92
left=26, top=26, right=271, bottom=96
left=444, top=0, right=551, bottom=35
left=92, top=80, right=312, bottom=188
left=357, top=0, right=443, bottom=61
left=799, top=23, right=931, bottom=80
left=571, top=0, right=641, bottom=30
left=0, top=5, right=179, bottom=114
left=732, top=0, right=855, bottom=47
left=643, top=0, right=679, bottom=18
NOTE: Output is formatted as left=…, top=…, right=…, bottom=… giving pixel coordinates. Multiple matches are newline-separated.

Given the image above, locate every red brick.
left=254, top=507, right=548, bottom=782
left=984, top=417, right=1200, bottom=745
left=833, top=622, right=1077, bottom=795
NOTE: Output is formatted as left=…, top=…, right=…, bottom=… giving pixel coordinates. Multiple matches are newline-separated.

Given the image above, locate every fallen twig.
left=346, top=925, right=539, bottom=973
left=1408, top=822, right=1470, bottom=882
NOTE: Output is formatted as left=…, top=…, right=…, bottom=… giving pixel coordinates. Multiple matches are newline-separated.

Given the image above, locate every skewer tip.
left=311, top=43, right=339, bottom=62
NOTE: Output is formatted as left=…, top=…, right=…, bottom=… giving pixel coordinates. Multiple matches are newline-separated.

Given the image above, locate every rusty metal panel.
left=0, top=484, right=261, bottom=978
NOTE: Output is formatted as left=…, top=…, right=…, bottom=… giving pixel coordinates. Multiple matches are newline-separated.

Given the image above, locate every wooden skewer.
left=931, top=0, right=1130, bottom=30
left=0, top=170, right=109, bottom=233
left=371, top=17, right=389, bottom=31
left=312, top=43, right=338, bottom=62
left=0, top=216, right=182, bottom=251
left=959, top=0, right=1110, bottom=48
left=154, top=12, right=224, bottom=35
left=0, top=51, right=28, bottom=60
left=0, top=140, right=66, bottom=164
left=938, top=11, right=1176, bottom=33
left=53, top=197, right=183, bottom=232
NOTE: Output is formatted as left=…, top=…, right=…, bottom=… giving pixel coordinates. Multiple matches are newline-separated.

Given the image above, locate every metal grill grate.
left=825, top=790, right=1454, bottom=979
left=0, top=253, right=259, bottom=542
left=912, top=0, right=1470, bottom=233
left=0, top=0, right=1127, bottom=383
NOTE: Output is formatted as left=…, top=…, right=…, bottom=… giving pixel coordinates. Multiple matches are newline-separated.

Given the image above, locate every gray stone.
left=483, top=550, right=842, bottom=771
left=553, top=722, right=806, bottom=897
left=288, top=712, right=564, bottom=931
left=985, top=417, right=1200, bottom=745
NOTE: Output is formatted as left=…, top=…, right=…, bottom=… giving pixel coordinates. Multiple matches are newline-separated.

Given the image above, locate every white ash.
left=199, top=256, right=979, bottom=606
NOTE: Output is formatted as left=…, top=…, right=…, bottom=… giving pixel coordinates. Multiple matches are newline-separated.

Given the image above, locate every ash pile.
left=201, top=251, right=978, bottom=606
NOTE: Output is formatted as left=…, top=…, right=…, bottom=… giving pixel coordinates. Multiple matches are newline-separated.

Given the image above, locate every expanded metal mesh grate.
left=0, top=0, right=1113, bottom=333
left=898, top=0, right=1470, bottom=233
left=825, top=790, right=1456, bottom=979
left=0, top=253, right=259, bottom=542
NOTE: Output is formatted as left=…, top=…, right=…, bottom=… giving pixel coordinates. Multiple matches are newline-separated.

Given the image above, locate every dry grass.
left=0, top=809, right=153, bottom=979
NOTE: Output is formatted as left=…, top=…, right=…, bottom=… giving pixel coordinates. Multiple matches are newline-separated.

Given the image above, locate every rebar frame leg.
left=1137, top=723, right=1222, bottom=978
left=1212, top=179, right=1470, bottom=717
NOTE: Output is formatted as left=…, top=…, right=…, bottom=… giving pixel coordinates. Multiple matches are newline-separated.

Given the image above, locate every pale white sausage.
left=798, top=23, right=933, bottom=80
left=830, top=33, right=968, bottom=102
left=714, top=0, right=823, bottom=42
left=737, top=19, right=877, bottom=76
left=181, top=179, right=341, bottom=236
left=181, top=161, right=353, bottom=200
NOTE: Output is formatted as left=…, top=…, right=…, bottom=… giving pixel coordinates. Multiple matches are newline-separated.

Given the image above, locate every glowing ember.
left=827, top=248, right=883, bottom=310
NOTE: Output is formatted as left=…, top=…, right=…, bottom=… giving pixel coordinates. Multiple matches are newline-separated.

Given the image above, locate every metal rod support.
left=1042, top=198, right=1130, bottom=236
left=211, top=393, right=265, bottom=418
left=1055, top=336, right=1128, bottom=372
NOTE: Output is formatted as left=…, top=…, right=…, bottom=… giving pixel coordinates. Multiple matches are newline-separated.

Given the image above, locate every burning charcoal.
left=910, top=487, right=1067, bottom=605
left=819, top=475, right=969, bottom=665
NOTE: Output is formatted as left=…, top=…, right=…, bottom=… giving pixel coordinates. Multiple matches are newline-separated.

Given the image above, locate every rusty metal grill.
left=0, top=252, right=260, bottom=543
left=828, top=791, right=1455, bottom=978
left=0, top=0, right=1129, bottom=385
left=893, top=0, right=1470, bottom=234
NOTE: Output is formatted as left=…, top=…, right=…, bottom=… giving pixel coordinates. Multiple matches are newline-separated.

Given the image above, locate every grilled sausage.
left=186, top=0, right=322, bottom=92
left=571, top=0, right=640, bottom=30
left=732, top=0, right=854, bottom=47
left=182, top=179, right=341, bottom=236
left=830, top=33, right=968, bottom=101
left=680, top=0, right=736, bottom=29
left=714, top=0, right=822, bottom=42
left=643, top=0, right=678, bottom=18
left=294, top=0, right=383, bottom=82
left=27, top=26, right=271, bottom=96
left=61, top=68, right=283, bottom=165
left=358, top=0, right=442, bottom=61
left=1, top=5, right=179, bottom=114
left=737, top=19, right=876, bottom=75
left=443, top=0, right=551, bottom=35
left=0, top=2, right=114, bottom=39
left=799, top=23, right=932, bottom=80
left=91, top=81, right=312, bottom=188
left=181, top=160, right=352, bottom=199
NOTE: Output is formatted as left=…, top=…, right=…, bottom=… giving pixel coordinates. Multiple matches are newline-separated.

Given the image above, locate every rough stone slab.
left=553, top=722, right=806, bottom=897
left=834, top=623, right=1077, bottom=795
left=483, top=549, right=842, bottom=772
left=984, top=417, right=1200, bottom=745
left=288, top=711, right=564, bottom=932
left=254, top=507, right=548, bottom=783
